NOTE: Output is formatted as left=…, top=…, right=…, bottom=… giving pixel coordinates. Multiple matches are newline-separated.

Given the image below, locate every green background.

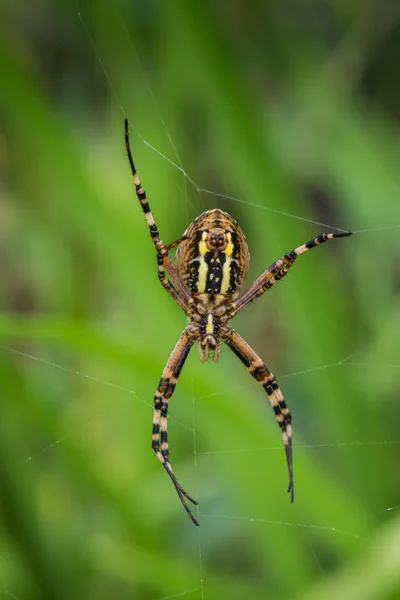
left=0, top=1, right=399, bottom=599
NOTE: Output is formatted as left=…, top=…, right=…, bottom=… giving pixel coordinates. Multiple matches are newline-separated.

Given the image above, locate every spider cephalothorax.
left=124, top=118, right=352, bottom=526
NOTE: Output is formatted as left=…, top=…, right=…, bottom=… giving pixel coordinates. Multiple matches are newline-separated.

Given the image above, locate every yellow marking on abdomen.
left=196, top=256, right=208, bottom=293
left=220, top=256, right=233, bottom=294
left=225, top=232, right=234, bottom=256
left=199, top=231, right=208, bottom=256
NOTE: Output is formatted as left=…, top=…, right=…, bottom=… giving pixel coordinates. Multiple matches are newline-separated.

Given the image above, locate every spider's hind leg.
left=265, top=375, right=294, bottom=501
left=153, top=394, right=199, bottom=526
left=223, top=326, right=294, bottom=502
left=151, top=329, right=199, bottom=525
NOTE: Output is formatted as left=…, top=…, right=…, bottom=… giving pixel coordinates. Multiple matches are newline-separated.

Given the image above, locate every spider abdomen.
left=176, top=209, right=250, bottom=307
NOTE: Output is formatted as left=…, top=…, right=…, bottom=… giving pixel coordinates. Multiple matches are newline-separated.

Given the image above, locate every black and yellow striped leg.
left=124, top=119, right=193, bottom=316
left=152, top=329, right=199, bottom=525
left=227, top=230, right=353, bottom=319
left=222, top=326, right=294, bottom=501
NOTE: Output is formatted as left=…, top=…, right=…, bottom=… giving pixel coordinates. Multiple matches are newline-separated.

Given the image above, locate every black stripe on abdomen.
left=204, top=252, right=226, bottom=294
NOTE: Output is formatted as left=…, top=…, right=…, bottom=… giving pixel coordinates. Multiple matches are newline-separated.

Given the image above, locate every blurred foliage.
left=0, top=0, right=400, bottom=599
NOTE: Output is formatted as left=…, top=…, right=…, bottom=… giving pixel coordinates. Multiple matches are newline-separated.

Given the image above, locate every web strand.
left=155, top=589, right=202, bottom=600
left=201, top=513, right=366, bottom=541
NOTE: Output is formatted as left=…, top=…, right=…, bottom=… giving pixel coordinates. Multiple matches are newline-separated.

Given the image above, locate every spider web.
left=1, top=3, right=400, bottom=600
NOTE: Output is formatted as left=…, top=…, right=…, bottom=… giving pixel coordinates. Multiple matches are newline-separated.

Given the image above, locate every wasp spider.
left=125, top=119, right=352, bottom=526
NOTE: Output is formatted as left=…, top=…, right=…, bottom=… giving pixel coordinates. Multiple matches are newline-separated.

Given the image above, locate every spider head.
left=199, top=314, right=220, bottom=362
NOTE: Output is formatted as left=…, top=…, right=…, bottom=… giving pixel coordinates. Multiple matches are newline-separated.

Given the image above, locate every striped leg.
left=227, top=230, right=352, bottom=319
left=152, top=329, right=199, bottom=525
left=222, top=326, right=294, bottom=501
left=124, top=119, right=193, bottom=315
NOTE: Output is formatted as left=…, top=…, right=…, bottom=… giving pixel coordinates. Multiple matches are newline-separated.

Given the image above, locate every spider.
left=124, top=118, right=352, bottom=526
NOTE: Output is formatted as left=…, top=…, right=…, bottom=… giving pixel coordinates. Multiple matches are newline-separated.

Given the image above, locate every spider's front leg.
left=224, top=230, right=352, bottom=320
left=124, top=119, right=193, bottom=317
left=152, top=326, right=200, bottom=525
left=221, top=325, right=294, bottom=501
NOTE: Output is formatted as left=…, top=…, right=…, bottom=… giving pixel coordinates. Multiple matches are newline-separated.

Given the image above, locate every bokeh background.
left=1, top=1, right=399, bottom=599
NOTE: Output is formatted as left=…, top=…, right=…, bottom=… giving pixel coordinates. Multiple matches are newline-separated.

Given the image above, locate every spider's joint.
left=187, top=322, right=201, bottom=338
left=195, top=302, right=207, bottom=315
left=156, top=245, right=167, bottom=257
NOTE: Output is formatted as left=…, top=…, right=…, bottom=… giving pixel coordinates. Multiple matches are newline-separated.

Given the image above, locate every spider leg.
left=124, top=119, right=193, bottom=316
left=152, top=328, right=199, bottom=525
left=222, top=325, right=294, bottom=501
left=226, top=230, right=352, bottom=319
left=164, top=235, right=188, bottom=253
